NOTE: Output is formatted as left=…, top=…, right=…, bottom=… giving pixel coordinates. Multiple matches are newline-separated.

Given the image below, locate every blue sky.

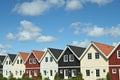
left=0, top=0, right=120, bottom=54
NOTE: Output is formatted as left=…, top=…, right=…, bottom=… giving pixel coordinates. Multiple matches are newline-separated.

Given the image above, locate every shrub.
left=44, top=77, right=50, bottom=80
left=37, top=72, right=42, bottom=80
left=106, top=72, right=110, bottom=80
left=97, top=78, right=106, bottom=80
left=54, top=73, right=61, bottom=80
left=76, top=72, right=84, bottom=80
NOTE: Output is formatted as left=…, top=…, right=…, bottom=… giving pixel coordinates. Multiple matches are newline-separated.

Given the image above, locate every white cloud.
left=6, top=33, right=16, bottom=40
left=0, top=50, right=7, bottom=55
left=90, top=0, right=113, bottom=6
left=18, top=20, right=41, bottom=41
left=72, top=40, right=90, bottom=47
left=109, top=24, right=120, bottom=38
left=0, top=44, right=13, bottom=49
left=112, top=42, right=117, bottom=46
left=36, top=35, right=57, bottom=43
left=84, top=26, right=105, bottom=37
left=66, top=0, right=83, bottom=10
left=13, top=0, right=113, bottom=16
left=13, top=0, right=50, bottom=16
left=59, top=28, right=64, bottom=33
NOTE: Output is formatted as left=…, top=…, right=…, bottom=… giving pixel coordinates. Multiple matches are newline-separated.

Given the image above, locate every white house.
left=80, top=41, right=114, bottom=80
left=40, top=48, right=63, bottom=80
left=12, top=52, right=29, bottom=78
left=2, top=54, right=16, bottom=78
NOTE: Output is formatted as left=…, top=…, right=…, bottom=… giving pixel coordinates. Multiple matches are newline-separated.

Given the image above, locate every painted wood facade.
left=58, top=45, right=85, bottom=79
left=41, top=48, right=63, bottom=80
left=80, top=42, right=114, bottom=80
left=108, top=43, right=120, bottom=80
left=12, top=52, right=29, bottom=78
left=25, top=50, right=44, bottom=79
left=2, top=54, right=16, bottom=78
left=0, top=55, right=5, bottom=74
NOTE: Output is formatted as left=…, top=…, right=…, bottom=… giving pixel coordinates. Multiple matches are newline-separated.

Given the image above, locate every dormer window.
left=33, top=58, right=37, bottom=64
left=117, top=50, right=120, bottom=59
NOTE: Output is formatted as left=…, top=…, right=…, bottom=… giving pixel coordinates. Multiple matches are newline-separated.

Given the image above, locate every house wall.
left=109, top=45, right=120, bottom=80
left=41, top=51, right=58, bottom=80
left=13, top=55, right=26, bottom=78
left=3, top=57, right=13, bottom=78
left=58, top=48, right=80, bottom=79
left=81, top=45, right=108, bottom=80
left=25, top=53, right=40, bottom=79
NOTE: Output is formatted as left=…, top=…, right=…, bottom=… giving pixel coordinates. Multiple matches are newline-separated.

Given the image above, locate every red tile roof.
left=32, top=50, right=44, bottom=61
left=19, top=52, right=29, bottom=62
left=93, top=41, right=114, bottom=56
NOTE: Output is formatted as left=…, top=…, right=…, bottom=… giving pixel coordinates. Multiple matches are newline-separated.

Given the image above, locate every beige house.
left=12, top=52, right=29, bottom=78
left=80, top=41, right=114, bottom=80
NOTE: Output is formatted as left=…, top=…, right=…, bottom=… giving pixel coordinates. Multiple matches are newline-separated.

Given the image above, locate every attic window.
left=69, top=54, right=74, bottom=62
left=117, top=50, right=120, bottom=59
left=64, top=55, right=68, bottom=62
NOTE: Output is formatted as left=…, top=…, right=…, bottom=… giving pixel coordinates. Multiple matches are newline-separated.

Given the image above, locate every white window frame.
left=112, top=69, right=117, bottom=74
left=69, top=54, right=74, bottom=62
left=34, top=70, right=37, bottom=76
left=60, top=69, right=63, bottom=74
left=45, top=57, right=48, bottom=62
left=88, top=53, right=92, bottom=59
left=29, top=58, right=32, bottom=64
left=50, top=70, right=53, bottom=76
left=96, top=69, right=100, bottom=77
left=33, top=58, right=37, bottom=64
left=64, top=55, right=68, bottom=62
left=95, top=53, right=100, bottom=59
left=72, top=69, right=77, bottom=77
left=117, top=50, right=120, bottom=59
left=86, top=70, right=90, bottom=76
left=50, top=57, right=53, bottom=62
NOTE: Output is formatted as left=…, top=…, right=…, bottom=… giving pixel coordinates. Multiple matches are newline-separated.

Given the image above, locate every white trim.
left=109, top=65, right=120, bottom=67
left=112, top=68, right=116, bottom=74
left=107, top=42, right=120, bottom=58
left=117, top=50, right=120, bottom=59
left=58, top=66, right=80, bottom=68
left=63, top=55, right=68, bottom=62
left=69, top=54, right=74, bottom=62
left=26, top=67, right=40, bottom=69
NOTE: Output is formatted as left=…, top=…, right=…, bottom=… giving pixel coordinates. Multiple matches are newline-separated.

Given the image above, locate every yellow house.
left=80, top=41, right=114, bottom=80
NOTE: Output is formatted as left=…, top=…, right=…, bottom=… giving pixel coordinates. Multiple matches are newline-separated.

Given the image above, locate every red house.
left=108, top=42, right=120, bottom=80
left=25, top=50, right=44, bottom=79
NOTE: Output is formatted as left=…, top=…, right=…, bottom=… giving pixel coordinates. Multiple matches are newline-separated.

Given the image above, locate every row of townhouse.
left=1, top=41, right=120, bottom=80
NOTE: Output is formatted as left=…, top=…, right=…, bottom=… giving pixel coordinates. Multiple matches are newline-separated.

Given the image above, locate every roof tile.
left=19, top=52, right=29, bottom=62
left=32, top=50, right=44, bottom=61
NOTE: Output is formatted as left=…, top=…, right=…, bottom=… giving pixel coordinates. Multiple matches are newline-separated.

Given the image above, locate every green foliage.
left=0, top=73, right=3, bottom=77
left=97, top=78, right=106, bottom=80
left=54, top=73, right=61, bottom=80
left=37, top=72, right=42, bottom=80
left=76, top=72, right=84, bottom=80
left=22, top=77, right=34, bottom=80
left=106, top=72, right=110, bottom=80
left=8, top=73, right=17, bottom=80
left=44, top=77, right=50, bottom=80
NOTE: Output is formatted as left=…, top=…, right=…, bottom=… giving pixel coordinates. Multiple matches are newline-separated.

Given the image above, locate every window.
left=33, top=58, right=37, bottom=64
left=103, top=69, right=106, bottom=73
left=16, top=71, right=18, bottom=75
left=45, top=57, right=48, bottom=62
left=72, top=69, right=77, bottom=77
left=69, top=54, right=74, bottom=62
left=64, top=55, right=68, bottom=62
left=50, top=70, right=53, bottom=76
left=50, top=57, right=53, bottom=62
left=96, top=69, right=100, bottom=77
left=29, top=70, right=32, bottom=77
left=95, top=53, right=100, bottom=59
left=9, top=61, right=11, bottom=65
left=17, top=60, right=19, bottom=64
left=86, top=70, right=90, bottom=76
left=112, top=69, right=116, bottom=74
left=117, top=50, right=120, bottom=59
left=6, top=61, right=8, bottom=65
left=29, top=58, right=32, bottom=64
left=44, top=70, right=47, bottom=76
left=20, top=59, right=22, bottom=64
left=34, top=70, right=37, bottom=76
left=60, top=69, right=63, bottom=74
left=20, top=70, right=22, bottom=76
left=88, top=53, right=92, bottom=59
left=6, top=71, right=7, bottom=75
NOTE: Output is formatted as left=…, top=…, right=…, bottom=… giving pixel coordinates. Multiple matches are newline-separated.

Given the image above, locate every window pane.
left=29, top=58, right=32, bottom=64
left=86, top=70, right=90, bottom=76
left=45, top=57, right=48, bottom=62
left=69, top=54, right=74, bottom=62
left=96, top=69, right=100, bottom=77
left=50, top=57, right=53, bottom=62
left=50, top=70, right=52, bottom=76
left=95, top=53, right=99, bottom=59
left=72, top=69, right=77, bottom=77
left=64, top=55, right=68, bottom=62
left=88, top=53, right=92, bottom=59
left=33, top=58, right=37, bottom=64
